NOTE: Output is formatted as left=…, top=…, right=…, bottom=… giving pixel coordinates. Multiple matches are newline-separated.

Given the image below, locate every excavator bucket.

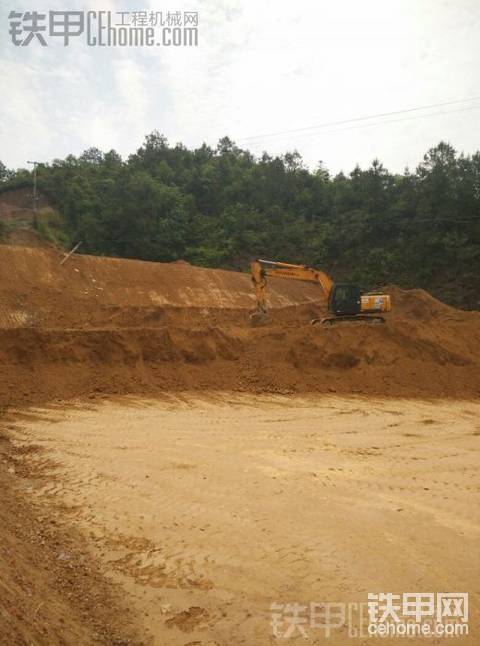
left=250, top=310, right=269, bottom=326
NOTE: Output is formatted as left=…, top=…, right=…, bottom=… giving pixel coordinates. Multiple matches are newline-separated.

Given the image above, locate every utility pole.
left=27, top=160, right=39, bottom=228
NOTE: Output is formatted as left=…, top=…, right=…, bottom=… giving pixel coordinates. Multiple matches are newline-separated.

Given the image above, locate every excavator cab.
left=329, top=283, right=361, bottom=316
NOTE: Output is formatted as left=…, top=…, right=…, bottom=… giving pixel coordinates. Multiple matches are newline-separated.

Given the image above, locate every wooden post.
left=60, top=241, right=82, bottom=266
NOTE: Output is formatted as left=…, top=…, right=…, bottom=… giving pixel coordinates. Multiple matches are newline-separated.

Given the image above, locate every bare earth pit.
left=8, top=393, right=480, bottom=645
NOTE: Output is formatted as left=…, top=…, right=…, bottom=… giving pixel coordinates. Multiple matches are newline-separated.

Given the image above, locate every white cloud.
left=1, top=0, right=479, bottom=171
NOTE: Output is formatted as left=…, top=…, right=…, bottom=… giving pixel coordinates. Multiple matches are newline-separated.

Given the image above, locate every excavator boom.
left=251, top=259, right=333, bottom=314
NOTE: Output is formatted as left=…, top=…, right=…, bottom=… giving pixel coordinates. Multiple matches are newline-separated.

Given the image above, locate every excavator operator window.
left=330, top=284, right=361, bottom=316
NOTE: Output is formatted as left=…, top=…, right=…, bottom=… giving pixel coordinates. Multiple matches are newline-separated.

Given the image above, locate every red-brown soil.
left=0, top=245, right=479, bottom=408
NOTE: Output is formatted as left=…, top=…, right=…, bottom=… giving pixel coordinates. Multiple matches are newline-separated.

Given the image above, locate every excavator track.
left=311, top=315, right=386, bottom=326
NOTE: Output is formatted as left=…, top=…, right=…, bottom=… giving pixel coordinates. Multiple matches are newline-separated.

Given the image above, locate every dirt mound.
left=0, top=245, right=479, bottom=404
left=387, top=285, right=467, bottom=321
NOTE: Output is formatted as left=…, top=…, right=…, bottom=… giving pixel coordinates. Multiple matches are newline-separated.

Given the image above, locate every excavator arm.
left=251, top=259, right=333, bottom=315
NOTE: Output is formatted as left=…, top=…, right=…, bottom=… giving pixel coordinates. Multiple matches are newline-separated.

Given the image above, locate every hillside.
left=1, top=137, right=479, bottom=310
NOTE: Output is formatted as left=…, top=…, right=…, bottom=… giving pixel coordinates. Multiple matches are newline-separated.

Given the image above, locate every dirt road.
left=10, top=393, right=479, bottom=644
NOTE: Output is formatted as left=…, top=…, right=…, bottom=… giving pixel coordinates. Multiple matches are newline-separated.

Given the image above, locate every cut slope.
left=0, top=245, right=324, bottom=320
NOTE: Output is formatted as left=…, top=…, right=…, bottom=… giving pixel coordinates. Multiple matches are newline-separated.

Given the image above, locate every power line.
left=237, top=96, right=480, bottom=142
left=244, top=104, right=480, bottom=147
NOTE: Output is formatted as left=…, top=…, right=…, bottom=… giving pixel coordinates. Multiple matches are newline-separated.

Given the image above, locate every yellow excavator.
left=250, top=259, right=391, bottom=326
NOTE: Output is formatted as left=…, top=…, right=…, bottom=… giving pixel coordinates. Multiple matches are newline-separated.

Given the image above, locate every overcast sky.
left=1, top=0, right=479, bottom=173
